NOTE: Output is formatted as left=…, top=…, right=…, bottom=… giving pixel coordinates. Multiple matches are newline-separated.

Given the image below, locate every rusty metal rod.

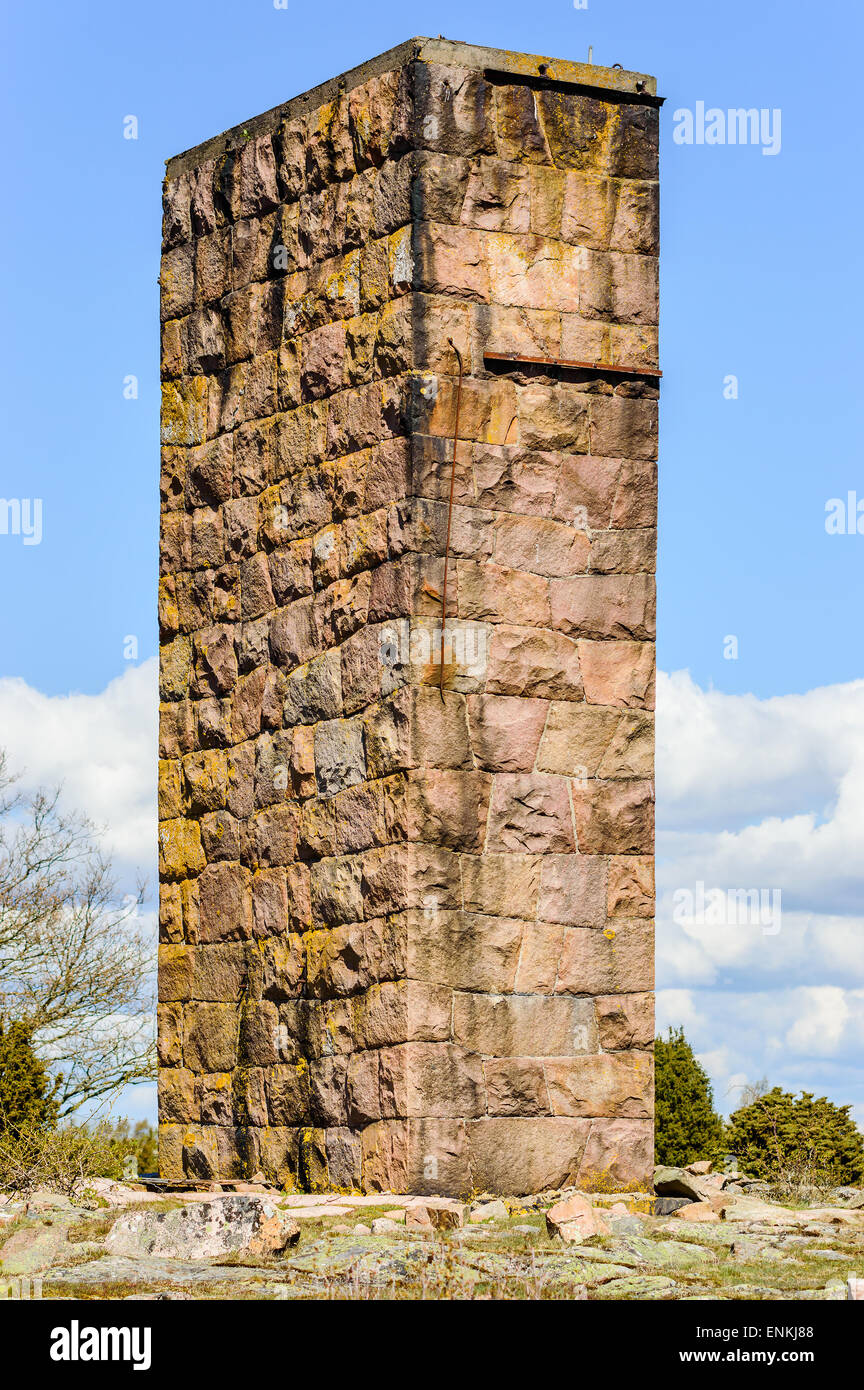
left=440, top=339, right=464, bottom=697
left=484, top=350, right=662, bottom=378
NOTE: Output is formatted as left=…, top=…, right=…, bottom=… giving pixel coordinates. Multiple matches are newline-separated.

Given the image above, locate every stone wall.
left=158, top=37, right=658, bottom=1195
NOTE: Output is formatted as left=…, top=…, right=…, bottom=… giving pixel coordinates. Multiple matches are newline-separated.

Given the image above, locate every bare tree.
left=736, top=1077, right=771, bottom=1110
left=0, top=750, right=155, bottom=1115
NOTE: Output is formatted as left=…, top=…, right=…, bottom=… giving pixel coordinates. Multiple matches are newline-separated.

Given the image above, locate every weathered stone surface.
left=454, top=993, right=597, bottom=1058
left=469, top=1198, right=508, bottom=1223
left=406, top=1197, right=467, bottom=1230
left=547, top=1193, right=610, bottom=1242
left=578, top=1118, right=654, bottom=1187
left=486, top=773, right=575, bottom=854
left=653, top=1166, right=715, bottom=1202
left=672, top=1202, right=721, bottom=1224
left=467, top=694, right=547, bottom=771
left=607, top=855, right=654, bottom=918
left=556, top=922, right=654, bottom=995
left=486, top=625, right=583, bottom=699
left=545, top=1053, right=653, bottom=1118
left=595, top=992, right=654, bottom=1049
left=105, top=1196, right=300, bottom=1259
left=579, top=640, right=654, bottom=709
left=571, top=780, right=654, bottom=854
left=159, top=39, right=658, bottom=1195
left=466, top=1117, right=592, bottom=1195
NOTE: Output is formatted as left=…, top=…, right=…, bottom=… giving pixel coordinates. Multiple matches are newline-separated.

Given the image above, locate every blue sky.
left=2, top=0, right=862, bottom=698
left=2, top=0, right=862, bottom=1128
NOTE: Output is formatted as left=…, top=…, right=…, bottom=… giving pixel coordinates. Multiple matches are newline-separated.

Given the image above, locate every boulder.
left=831, top=1188, right=864, bottom=1209
left=546, top=1193, right=610, bottom=1242
left=407, top=1198, right=467, bottom=1230
left=847, top=1277, right=864, bottom=1300
left=685, top=1161, right=712, bottom=1176
left=469, top=1199, right=509, bottom=1224
left=673, top=1201, right=720, bottom=1224
left=104, top=1195, right=300, bottom=1260
left=653, top=1165, right=713, bottom=1202
left=370, top=1217, right=402, bottom=1234
left=607, top=1213, right=647, bottom=1237
left=405, top=1206, right=433, bottom=1230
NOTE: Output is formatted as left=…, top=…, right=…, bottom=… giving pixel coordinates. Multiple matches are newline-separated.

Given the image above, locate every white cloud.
left=0, top=660, right=861, bottom=1129
left=657, top=669, right=864, bottom=833
left=0, top=659, right=157, bottom=883
left=657, top=671, right=864, bottom=1124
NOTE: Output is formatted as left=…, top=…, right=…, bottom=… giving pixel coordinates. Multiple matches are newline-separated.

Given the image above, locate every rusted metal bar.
left=484, top=350, right=662, bottom=379
left=440, top=339, right=464, bottom=698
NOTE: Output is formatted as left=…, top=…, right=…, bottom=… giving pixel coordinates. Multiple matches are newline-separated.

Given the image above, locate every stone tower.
left=158, top=38, right=658, bottom=1195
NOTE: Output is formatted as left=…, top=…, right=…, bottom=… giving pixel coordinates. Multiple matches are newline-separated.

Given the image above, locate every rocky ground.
left=2, top=1163, right=863, bottom=1301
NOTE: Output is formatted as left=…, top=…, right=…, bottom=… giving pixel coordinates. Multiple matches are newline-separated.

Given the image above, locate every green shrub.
left=725, top=1088, right=864, bottom=1187
left=0, top=1120, right=129, bottom=1198
left=103, top=1118, right=158, bottom=1175
left=0, top=1019, right=59, bottom=1133
left=654, top=1027, right=724, bottom=1166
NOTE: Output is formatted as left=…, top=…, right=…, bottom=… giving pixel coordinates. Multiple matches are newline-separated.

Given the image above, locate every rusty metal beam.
left=484, top=351, right=662, bottom=379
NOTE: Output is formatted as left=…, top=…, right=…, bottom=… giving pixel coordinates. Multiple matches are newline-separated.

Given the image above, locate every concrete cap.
left=165, top=35, right=657, bottom=180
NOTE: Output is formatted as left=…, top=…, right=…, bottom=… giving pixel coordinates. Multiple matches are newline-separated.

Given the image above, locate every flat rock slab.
left=596, top=1274, right=678, bottom=1299
left=287, top=1205, right=357, bottom=1221
left=725, top=1197, right=864, bottom=1227
left=106, top=1195, right=299, bottom=1260
left=278, top=1193, right=420, bottom=1209
left=283, top=1235, right=485, bottom=1294
left=564, top=1244, right=641, bottom=1268
left=0, top=1216, right=79, bottom=1275
left=46, top=1256, right=279, bottom=1288
left=614, top=1237, right=718, bottom=1270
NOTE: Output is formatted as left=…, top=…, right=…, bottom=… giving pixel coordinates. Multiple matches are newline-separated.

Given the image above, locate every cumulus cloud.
left=0, top=659, right=861, bottom=1127
left=657, top=671, right=864, bottom=1122
left=657, top=670, right=864, bottom=832
left=0, top=658, right=157, bottom=884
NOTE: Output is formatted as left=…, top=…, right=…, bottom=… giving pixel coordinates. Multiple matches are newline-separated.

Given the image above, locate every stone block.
left=408, top=910, right=524, bottom=992
left=536, top=853, right=608, bottom=928
left=466, top=1118, right=592, bottom=1195
left=466, top=694, right=547, bottom=771
left=571, top=779, right=654, bottom=854
left=556, top=922, right=654, bottom=995
left=579, top=640, right=655, bottom=708
left=453, top=993, right=597, bottom=1058
left=607, top=855, right=655, bottom=919
left=486, top=772, right=575, bottom=854
left=595, top=992, right=654, bottom=1050
left=545, top=1052, right=653, bottom=1118
left=486, top=624, right=583, bottom=700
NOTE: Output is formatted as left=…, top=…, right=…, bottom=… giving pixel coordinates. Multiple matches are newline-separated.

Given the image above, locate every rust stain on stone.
left=439, top=337, right=464, bottom=698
